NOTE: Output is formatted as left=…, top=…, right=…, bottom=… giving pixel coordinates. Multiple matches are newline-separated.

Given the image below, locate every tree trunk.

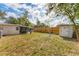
left=71, top=19, right=79, bottom=41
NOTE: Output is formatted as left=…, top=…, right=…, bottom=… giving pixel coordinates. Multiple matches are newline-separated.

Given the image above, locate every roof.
left=58, top=24, right=79, bottom=26
left=0, top=24, right=20, bottom=26
left=0, top=24, right=30, bottom=28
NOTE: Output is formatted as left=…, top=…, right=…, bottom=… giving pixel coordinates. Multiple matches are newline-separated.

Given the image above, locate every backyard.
left=0, top=32, right=79, bottom=56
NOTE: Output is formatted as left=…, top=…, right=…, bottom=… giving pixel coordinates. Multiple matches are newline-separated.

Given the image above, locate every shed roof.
left=58, top=24, right=79, bottom=27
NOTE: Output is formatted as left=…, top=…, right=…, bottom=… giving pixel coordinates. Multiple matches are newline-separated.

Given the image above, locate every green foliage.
left=17, top=11, right=32, bottom=27
left=5, top=11, right=32, bottom=27
left=6, top=17, right=18, bottom=24
left=0, top=10, right=6, bottom=19
left=47, top=3, right=79, bottom=20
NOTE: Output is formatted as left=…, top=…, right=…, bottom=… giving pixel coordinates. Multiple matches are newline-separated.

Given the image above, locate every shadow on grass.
left=62, top=37, right=77, bottom=42
left=2, top=33, right=28, bottom=37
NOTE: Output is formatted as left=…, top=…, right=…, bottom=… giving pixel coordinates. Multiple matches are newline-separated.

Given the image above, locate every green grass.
left=0, top=32, right=79, bottom=56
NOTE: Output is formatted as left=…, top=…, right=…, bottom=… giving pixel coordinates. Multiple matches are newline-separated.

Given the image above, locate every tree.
left=36, top=18, right=46, bottom=27
left=5, top=17, right=18, bottom=24
left=17, top=11, right=32, bottom=27
left=47, top=3, right=79, bottom=40
left=5, top=11, right=32, bottom=27
left=36, top=19, right=41, bottom=27
left=0, top=10, right=6, bottom=19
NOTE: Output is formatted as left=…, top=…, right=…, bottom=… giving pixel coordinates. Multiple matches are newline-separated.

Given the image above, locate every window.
left=16, top=27, right=19, bottom=30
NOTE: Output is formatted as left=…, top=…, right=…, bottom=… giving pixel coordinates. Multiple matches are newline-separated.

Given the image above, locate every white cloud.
left=37, top=4, right=44, bottom=8
left=19, top=4, right=27, bottom=9
left=5, top=12, right=20, bottom=18
left=3, top=3, right=47, bottom=24
left=0, top=3, right=71, bottom=26
left=5, top=3, right=21, bottom=8
left=4, top=3, right=47, bottom=20
left=27, top=4, right=47, bottom=24
left=4, top=3, right=23, bottom=13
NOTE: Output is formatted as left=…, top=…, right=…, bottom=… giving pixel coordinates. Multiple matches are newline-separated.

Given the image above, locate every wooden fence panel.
left=33, top=27, right=59, bottom=34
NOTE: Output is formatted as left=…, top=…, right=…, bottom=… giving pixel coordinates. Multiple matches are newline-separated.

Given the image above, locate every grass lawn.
left=0, top=32, right=79, bottom=56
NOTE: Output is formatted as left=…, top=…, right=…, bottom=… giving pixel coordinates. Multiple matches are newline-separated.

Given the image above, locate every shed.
left=59, top=24, right=74, bottom=38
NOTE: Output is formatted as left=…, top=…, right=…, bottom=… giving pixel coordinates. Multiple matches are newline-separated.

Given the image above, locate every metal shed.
left=59, top=24, right=74, bottom=38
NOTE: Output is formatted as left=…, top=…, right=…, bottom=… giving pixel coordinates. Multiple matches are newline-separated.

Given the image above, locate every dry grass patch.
left=0, top=32, right=78, bottom=56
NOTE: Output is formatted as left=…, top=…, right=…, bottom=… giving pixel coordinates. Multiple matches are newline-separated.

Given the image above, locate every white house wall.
left=2, top=26, right=20, bottom=35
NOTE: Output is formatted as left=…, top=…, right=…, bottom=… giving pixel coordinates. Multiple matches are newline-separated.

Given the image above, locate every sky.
left=0, top=3, right=47, bottom=24
left=0, top=3, right=71, bottom=27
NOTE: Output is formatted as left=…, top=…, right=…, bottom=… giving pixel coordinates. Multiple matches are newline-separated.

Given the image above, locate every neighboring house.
left=0, top=24, right=29, bottom=35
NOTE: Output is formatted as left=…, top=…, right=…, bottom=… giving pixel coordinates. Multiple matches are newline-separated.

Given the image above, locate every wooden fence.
left=33, top=26, right=59, bottom=34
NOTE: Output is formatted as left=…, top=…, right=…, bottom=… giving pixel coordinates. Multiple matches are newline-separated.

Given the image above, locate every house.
left=59, top=24, right=79, bottom=38
left=0, top=24, right=29, bottom=36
